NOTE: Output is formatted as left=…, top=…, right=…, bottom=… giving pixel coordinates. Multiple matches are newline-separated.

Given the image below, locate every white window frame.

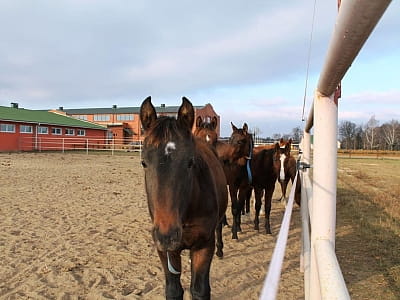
left=0, top=123, right=15, bottom=133
left=52, top=127, right=62, bottom=135
left=38, top=126, right=48, bottom=134
left=74, top=115, right=88, bottom=121
left=77, top=129, right=86, bottom=136
left=20, top=125, right=33, bottom=134
left=65, top=128, right=75, bottom=136
left=94, top=114, right=110, bottom=121
left=117, top=114, right=134, bottom=121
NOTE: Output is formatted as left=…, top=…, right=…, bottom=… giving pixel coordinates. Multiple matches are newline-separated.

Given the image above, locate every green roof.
left=62, top=105, right=204, bottom=115
left=0, top=106, right=107, bottom=130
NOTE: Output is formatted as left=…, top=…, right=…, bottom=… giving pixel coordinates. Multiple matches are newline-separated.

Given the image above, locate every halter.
left=246, top=138, right=253, bottom=185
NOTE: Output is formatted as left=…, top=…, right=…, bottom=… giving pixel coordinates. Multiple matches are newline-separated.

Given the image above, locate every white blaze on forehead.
left=165, top=141, right=176, bottom=155
left=206, top=135, right=210, bottom=143
left=280, top=153, right=286, bottom=181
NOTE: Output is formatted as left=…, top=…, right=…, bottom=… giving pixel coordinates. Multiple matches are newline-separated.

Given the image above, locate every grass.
left=335, top=157, right=400, bottom=299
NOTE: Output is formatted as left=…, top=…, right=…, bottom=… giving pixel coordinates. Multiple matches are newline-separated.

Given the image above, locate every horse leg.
left=246, top=187, right=252, bottom=214
left=229, top=185, right=239, bottom=239
left=215, top=221, right=224, bottom=258
left=222, top=214, right=229, bottom=227
left=190, top=242, right=215, bottom=300
left=158, top=250, right=183, bottom=300
left=253, top=187, right=263, bottom=231
left=264, top=183, right=275, bottom=234
left=237, top=185, right=250, bottom=232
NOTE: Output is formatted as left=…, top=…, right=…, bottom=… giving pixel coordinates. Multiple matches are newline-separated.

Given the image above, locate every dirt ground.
left=0, top=152, right=303, bottom=300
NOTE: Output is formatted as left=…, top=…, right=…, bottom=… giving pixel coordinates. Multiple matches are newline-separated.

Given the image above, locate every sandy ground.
left=0, top=152, right=303, bottom=300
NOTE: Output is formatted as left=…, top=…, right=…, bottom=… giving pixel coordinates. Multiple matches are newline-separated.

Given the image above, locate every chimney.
left=161, top=104, right=165, bottom=108
left=59, top=106, right=64, bottom=111
left=112, top=104, right=117, bottom=109
left=11, top=102, right=18, bottom=109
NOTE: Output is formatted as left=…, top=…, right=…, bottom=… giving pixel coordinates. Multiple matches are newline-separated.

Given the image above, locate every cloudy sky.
left=0, top=1, right=399, bottom=137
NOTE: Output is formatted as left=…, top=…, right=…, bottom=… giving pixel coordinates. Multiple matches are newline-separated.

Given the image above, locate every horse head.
left=194, top=116, right=218, bottom=147
left=276, top=138, right=292, bottom=181
left=229, top=122, right=253, bottom=161
left=140, top=96, right=196, bottom=252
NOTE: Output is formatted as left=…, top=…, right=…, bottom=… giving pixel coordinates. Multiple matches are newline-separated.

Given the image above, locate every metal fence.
left=260, top=1, right=392, bottom=299
left=19, top=136, right=143, bottom=155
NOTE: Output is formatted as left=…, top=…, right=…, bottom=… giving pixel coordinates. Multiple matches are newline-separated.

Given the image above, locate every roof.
left=62, top=105, right=204, bottom=115
left=0, top=106, right=107, bottom=130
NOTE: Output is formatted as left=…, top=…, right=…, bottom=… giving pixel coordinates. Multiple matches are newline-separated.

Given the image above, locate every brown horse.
left=194, top=117, right=253, bottom=239
left=276, top=138, right=301, bottom=206
left=140, top=97, right=228, bottom=300
left=238, top=143, right=280, bottom=234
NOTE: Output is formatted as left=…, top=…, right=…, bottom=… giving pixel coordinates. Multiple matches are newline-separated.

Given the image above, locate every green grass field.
left=336, top=157, right=400, bottom=299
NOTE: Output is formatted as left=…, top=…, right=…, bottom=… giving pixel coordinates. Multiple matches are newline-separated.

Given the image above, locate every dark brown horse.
left=238, top=143, right=281, bottom=234
left=194, top=118, right=253, bottom=239
left=276, top=138, right=301, bottom=206
left=140, top=97, right=228, bottom=300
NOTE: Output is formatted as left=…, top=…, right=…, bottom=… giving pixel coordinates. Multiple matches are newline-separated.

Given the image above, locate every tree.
left=339, top=121, right=356, bottom=149
left=381, top=120, right=399, bottom=150
left=364, top=115, right=379, bottom=150
left=291, top=126, right=302, bottom=142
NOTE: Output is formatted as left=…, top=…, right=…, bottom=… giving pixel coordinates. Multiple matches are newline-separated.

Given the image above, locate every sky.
left=0, top=1, right=399, bottom=137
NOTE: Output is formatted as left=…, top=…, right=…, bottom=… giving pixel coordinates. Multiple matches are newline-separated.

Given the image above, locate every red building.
left=60, top=102, right=221, bottom=144
left=0, top=103, right=107, bottom=152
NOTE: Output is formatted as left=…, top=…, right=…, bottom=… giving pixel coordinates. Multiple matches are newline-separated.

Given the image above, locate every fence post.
left=309, top=91, right=338, bottom=300
left=62, top=138, right=65, bottom=153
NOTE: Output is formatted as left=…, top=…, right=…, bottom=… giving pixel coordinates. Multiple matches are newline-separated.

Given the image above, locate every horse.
left=238, top=143, right=280, bottom=234
left=140, top=96, right=228, bottom=300
left=194, top=117, right=253, bottom=240
left=276, top=138, right=301, bottom=206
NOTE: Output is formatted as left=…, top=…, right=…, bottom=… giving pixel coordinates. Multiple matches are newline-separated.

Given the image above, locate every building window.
left=20, top=125, right=33, bottom=133
left=117, top=114, right=134, bottom=121
left=94, top=114, right=110, bottom=121
left=38, top=126, right=48, bottom=134
left=74, top=115, right=88, bottom=121
left=65, top=128, right=75, bottom=135
left=0, top=123, right=15, bottom=133
left=77, top=129, right=86, bottom=136
left=52, top=128, right=62, bottom=135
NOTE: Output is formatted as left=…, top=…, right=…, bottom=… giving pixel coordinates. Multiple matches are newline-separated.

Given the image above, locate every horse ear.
left=211, top=116, right=218, bottom=130
left=280, top=138, right=284, bottom=143
left=140, top=96, right=157, bottom=131
left=274, top=142, right=280, bottom=152
left=196, top=116, right=203, bottom=128
left=243, top=123, right=248, bottom=134
left=178, top=97, right=195, bottom=130
left=285, top=142, right=291, bottom=155
left=231, top=122, right=238, bottom=132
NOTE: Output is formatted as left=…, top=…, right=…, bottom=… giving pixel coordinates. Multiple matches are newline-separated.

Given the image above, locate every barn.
left=0, top=103, right=107, bottom=152
left=59, top=102, right=221, bottom=144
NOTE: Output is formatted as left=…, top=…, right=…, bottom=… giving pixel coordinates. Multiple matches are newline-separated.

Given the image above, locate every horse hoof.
left=216, top=250, right=223, bottom=258
left=232, top=234, right=238, bottom=240
left=254, top=225, right=259, bottom=231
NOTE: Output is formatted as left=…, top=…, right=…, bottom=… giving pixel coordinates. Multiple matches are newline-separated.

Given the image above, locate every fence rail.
left=260, top=1, right=392, bottom=299
left=19, top=136, right=143, bottom=154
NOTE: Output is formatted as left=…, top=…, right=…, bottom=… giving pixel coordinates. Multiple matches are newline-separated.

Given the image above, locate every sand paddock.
left=0, top=152, right=303, bottom=299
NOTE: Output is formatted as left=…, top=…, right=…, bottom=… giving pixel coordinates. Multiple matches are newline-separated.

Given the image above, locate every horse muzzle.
left=152, top=226, right=182, bottom=251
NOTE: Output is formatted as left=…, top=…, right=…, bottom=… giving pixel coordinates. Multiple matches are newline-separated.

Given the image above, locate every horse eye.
left=188, top=158, right=194, bottom=168
left=141, top=160, right=147, bottom=168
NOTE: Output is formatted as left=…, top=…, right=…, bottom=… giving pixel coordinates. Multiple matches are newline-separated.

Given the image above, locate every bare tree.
left=381, top=120, right=399, bottom=150
left=291, top=126, right=302, bottom=142
left=364, top=115, right=379, bottom=150
left=339, top=121, right=356, bottom=149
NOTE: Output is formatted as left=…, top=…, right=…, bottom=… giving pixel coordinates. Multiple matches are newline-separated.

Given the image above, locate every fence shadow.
left=335, top=186, right=400, bottom=298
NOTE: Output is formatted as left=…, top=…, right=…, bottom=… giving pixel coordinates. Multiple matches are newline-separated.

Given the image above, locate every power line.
left=302, top=0, right=318, bottom=122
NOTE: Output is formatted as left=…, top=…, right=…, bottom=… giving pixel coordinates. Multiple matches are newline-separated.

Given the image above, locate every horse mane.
left=144, top=116, right=193, bottom=147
